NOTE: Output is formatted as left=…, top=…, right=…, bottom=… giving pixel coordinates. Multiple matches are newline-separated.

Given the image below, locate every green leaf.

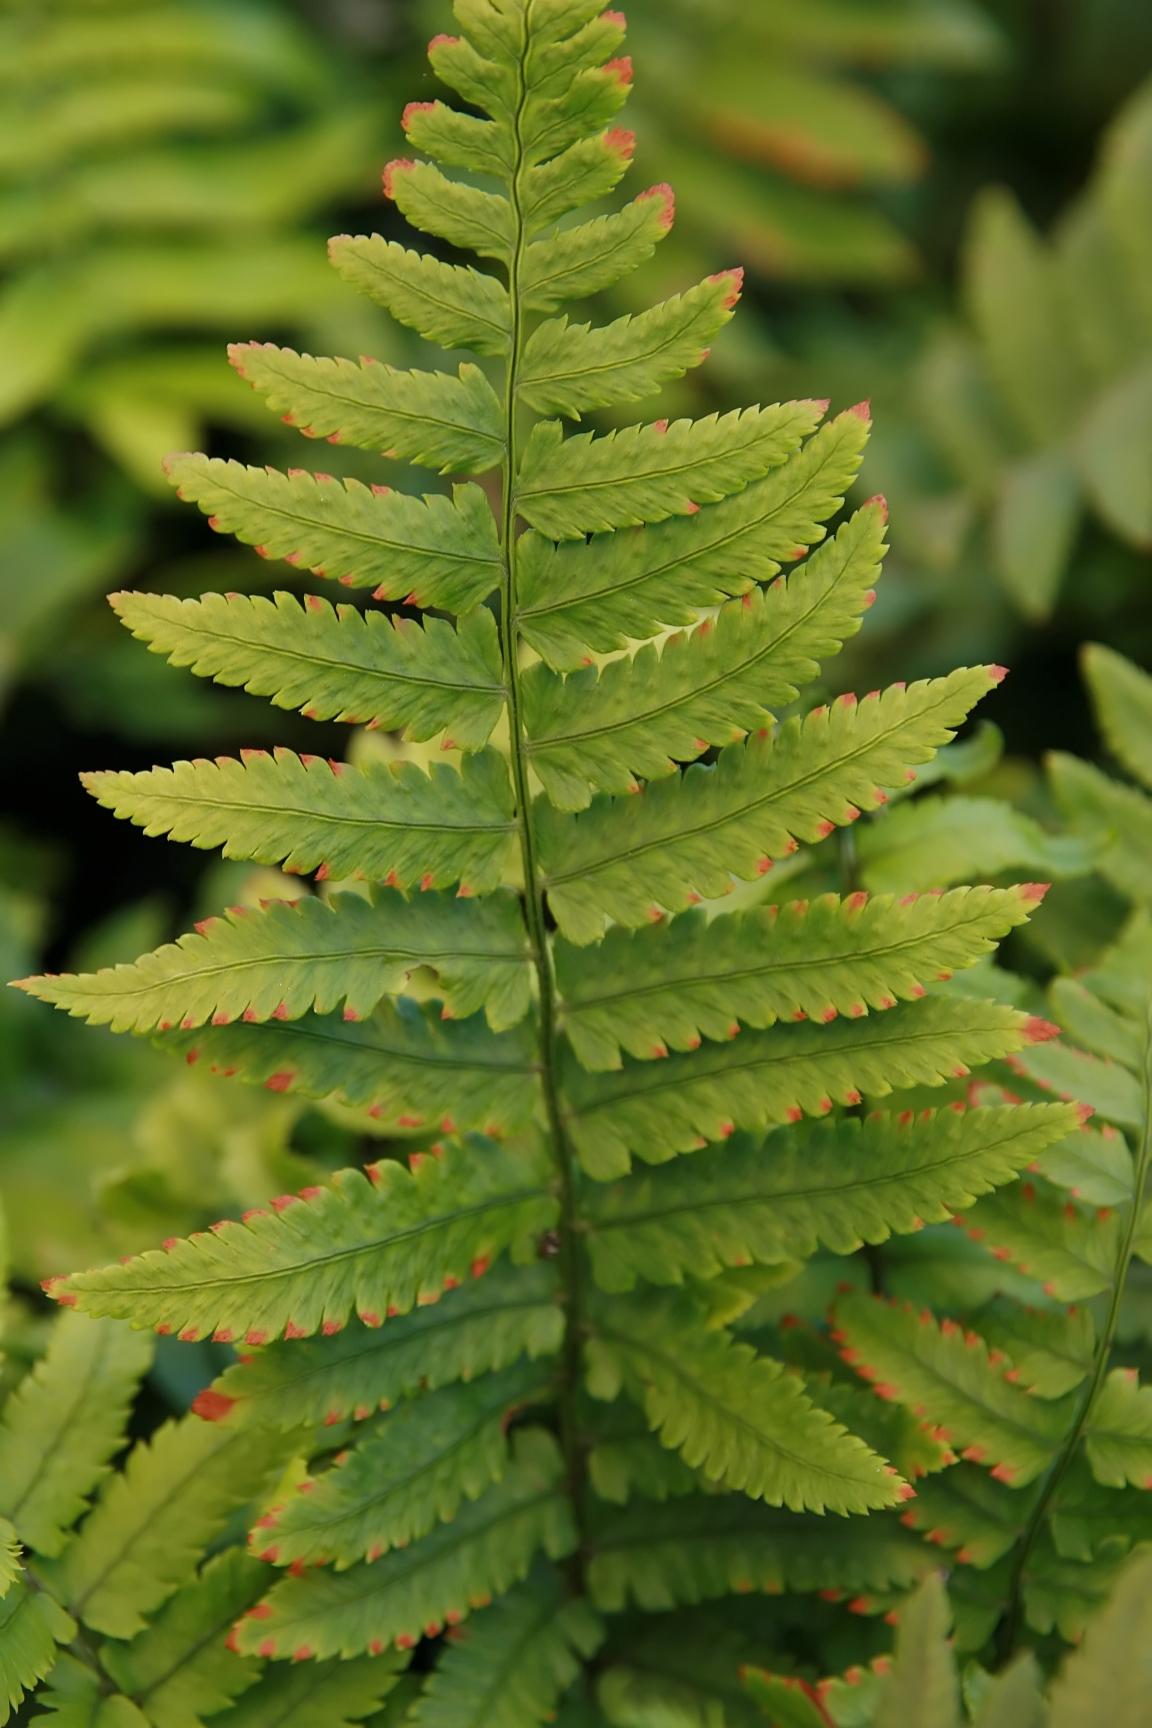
left=109, top=590, right=506, bottom=747
left=201, top=1264, right=563, bottom=1432
left=965, top=187, right=1087, bottom=443
left=211, top=1652, right=407, bottom=1728
left=1081, top=1369, right=1152, bottom=1489
left=0, top=1313, right=152, bottom=1555
left=856, top=795, right=1094, bottom=894
left=229, top=345, right=505, bottom=474
left=326, top=237, right=511, bottom=356
left=564, top=997, right=1044, bottom=1179
left=523, top=499, right=887, bottom=808
left=81, top=748, right=516, bottom=896
left=102, top=1550, right=266, bottom=1728
left=231, top=1430, right=576, bottom=1660
left=518, top=273, right=741, bottom=419
left=0, top=1525, right=18, bottom=1602
left=55, top=1139, right=555, bottom=1345
left=515, top=403, right=824, bottom=539
left=833, top=1291, right=1067, bottom=1486
left=1082, top=642, right=1152, bottom=795
left=1048, top=1550, right=1152, bottom=1726
left=0, top=1585, right=74, bottom=1728
left=257, top=1363, right=553, bottom=1569
left=961, top=1184, right=1122, bottom=1300
left=539, top=668, right=1001, bottom=943
left=1050, top=751, right=1152, bottom=907
left=19, top=889, right=530, bottom=1035
left=521, top=185, right=674, bottom=310
left=1078, top=361, right=1152, bottom=548
left=586, top=1496, right=933, bottom=1612
left=558, top=884, right=1044, bottom=1068
left=584, top=1106, right=1079, bottom=1290
left=590, top=1293, right=905, bottom=1514
left=164, top=457, right=503, bottom=612
left=516, top=408, right=869, bottom=667
left=384, top=159, right=513, bottom=261
left=411, top=1565, right=603, bottom=1728
left=992, top=448, right=1080, bottom=620
left=46, top=1419, right=290, bottom=1639
left=874, top=1574, right=960, bottom=1728
left=157, top=999, right=539, bottom=1131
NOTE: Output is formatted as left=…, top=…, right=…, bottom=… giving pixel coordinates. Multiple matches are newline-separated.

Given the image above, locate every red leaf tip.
left=638, top=181, right=676, bottom=228
left=864, top=492, right=889, bottom=523
left=1019, top=882, right=1051, bottom=903
left=428, top=33, right=458, bottom=51
left=847, top=400, right=871, bottom=422
left=604, top=126, right=635, bottom=158
left=191, top=1388, right=237, bottom=1423
left=605, top=54, right=633, bottom=85
left=708, top=265, right=744, bottom=308
left=402, top=101, right=436, bottom=128
left=382, top=159, right=416, bottom=200
left=987, top=663, right=1009, bottom=684
left=602, top=9, right=627, bottom=24
left=1024, top=1016, right=1061, bottom=1045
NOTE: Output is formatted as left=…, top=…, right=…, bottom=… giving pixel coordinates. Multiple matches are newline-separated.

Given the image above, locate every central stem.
left=497, top=13, right=589, bottom=1570
left=995, top=1005, right=1152, bottom=1660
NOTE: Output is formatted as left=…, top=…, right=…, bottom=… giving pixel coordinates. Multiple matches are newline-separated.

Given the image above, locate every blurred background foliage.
left=2, top=0, right=1151, bottom=1291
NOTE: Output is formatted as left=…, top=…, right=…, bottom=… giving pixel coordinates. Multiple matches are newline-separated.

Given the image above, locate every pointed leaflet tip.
left=602, top=9, right=627, bottom=25
left=1023, top=1017, right=1062, bottom=1044
left=382, top=159, right=416, bottom=200
left=987, top=663, right=1009, bottom=684
left=605, top=54, right=633, bottom=85
left=864, top=493, right=889, bottom=523
left=708, top=266, right=744, bottom=309
left=604, top=126, right=636, bottom=160
left=847, top=400, right=871, bottom=422
left=1019, top=882, right=1051, bottom=903
left=638, top=182, right=676, bottom=229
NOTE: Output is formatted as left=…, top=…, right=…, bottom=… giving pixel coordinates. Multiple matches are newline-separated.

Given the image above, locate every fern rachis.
left=11, top=0, right=1088, bottom=1715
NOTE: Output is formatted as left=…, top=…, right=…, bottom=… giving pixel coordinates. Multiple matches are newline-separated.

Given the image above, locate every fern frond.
left=565, top=999, right=1050, bottom=1178
left=584, top=1106, right=1079, bottom=1290
left=52, top=1143, right=556, bottom=1343
left=521, top=186, right=674, bottom=310
left=102, top=1550, right=266, bottom=1728
left=1081, top=642, right=1152, bottom=794
left=158, top=1000, right=539, bottom=1130
left=0, top=1585, right=74, bottom=1727
left=518, top=272, right=742, bottom=418
left=231, top=1430, right=575, bottom=1660
left=81, top=749, right=515, bottom=893
left=516, top=408, right=870, bottom=667
left=254, top=1363, right=553, bottom=1570
left=589, top=1293, right=906, bottom=1514
left=833, top=1292, right=1067, bottom=1486
left=18, top=890, right=530, bottom=1034
left=43, top=1419, right=290, bottom=1639
left=524, top=500, right=887, bottom=807
left=1049, top=751, right=1152, bottom=907
left=515, top=404, right=824, bottom=539
left=209, top=1651, right=407, bottom=1728
left=558, top=885, right=1045, bottom=1068
left=165, top=457, right=502, bottom=611
left=110, top=590, right=506, bottom=746
left=228, top=345, right=505, bottom=474
left=855, top=792, right=1096, bottom=893
left=198, top=1265, right=563, bottom=1431
left=411, top=1565, right=603, bottom=1728
left=586, top=1496, right=932, bottom=1612
left=383, top=159, right=514, bottom=260
left=0, top=1315, right=151, bottom=1556
left=960, top=1185, right=1120, bottom=1300
left=326, top=237, right=511, bottom=355
left=540, top=668, right=1002, bottom=942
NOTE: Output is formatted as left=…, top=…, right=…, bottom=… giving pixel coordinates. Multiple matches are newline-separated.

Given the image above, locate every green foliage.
left=10, top=1, right=1111, bottom=1718
left=918, top=74, right=1152, bottom=617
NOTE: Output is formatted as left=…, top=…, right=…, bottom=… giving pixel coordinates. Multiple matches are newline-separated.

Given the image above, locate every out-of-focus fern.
left=916, top=73, right=1152, bottom=619
left=12, top=0, right=1089, bottom=1717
